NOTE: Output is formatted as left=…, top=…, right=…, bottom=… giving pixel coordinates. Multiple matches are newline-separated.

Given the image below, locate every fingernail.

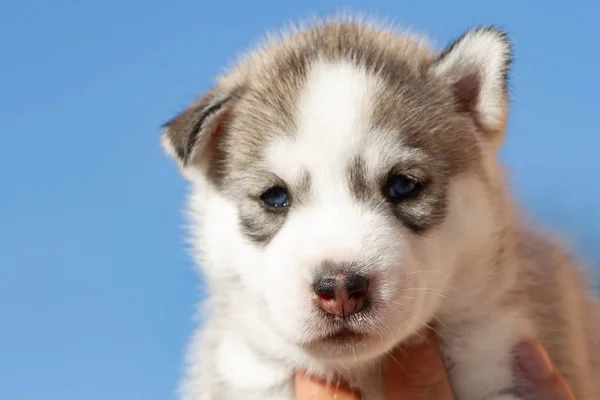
left=516, top=340, right=554, bottom=380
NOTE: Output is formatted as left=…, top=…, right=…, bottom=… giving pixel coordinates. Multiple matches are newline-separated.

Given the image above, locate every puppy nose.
left=312, top=274, right=369, bottom=317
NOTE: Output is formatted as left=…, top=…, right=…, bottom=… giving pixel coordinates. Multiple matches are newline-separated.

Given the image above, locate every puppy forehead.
left=264, top=60, right=375, bottom=180
left=223, top=23, right=482, bottom=190
left=263, top=60, right=429, bottom=184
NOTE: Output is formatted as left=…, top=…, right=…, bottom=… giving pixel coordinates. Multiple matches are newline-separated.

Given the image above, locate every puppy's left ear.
left=430, top=27, right=513, bottom=148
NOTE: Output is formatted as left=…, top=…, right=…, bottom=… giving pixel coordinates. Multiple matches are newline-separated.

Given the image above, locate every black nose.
left=346, top=274, right=370, bottom=299
left=312, top=274, right=370, bottom=317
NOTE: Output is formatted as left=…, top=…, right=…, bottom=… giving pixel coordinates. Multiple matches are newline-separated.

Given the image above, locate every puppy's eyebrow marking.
left=347, top=155, right=371, bottom=202
left=363, top=136, right=431, bottom=172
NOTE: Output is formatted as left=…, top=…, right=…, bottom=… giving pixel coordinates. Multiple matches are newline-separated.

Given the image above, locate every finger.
left=514, top=340, right=576, bottom=400
left=294, top=372, right=362, bottom=400
left=384, top=330, right=454, bottom=399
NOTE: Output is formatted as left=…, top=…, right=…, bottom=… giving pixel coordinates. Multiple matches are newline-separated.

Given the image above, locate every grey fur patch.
left=233, top=168, right=313, bottom=245
left=345, top=147, right=453, bottom=234
left=319, top=259, right=367, bottom=277
left=238, top=209, right=286, bottom=245
left=346, top=155, right=371, bottom=203
left=390, top=190, right=448, bottom=234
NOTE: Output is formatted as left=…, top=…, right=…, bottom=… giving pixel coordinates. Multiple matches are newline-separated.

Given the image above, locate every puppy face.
left=163, top=21, right=512, bottom=363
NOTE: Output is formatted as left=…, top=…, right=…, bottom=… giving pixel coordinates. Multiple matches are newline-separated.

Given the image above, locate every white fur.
left=443, top=310, right=535, bottom=399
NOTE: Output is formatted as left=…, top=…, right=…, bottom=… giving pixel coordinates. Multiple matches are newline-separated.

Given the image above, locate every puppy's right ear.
left=161, top=86, right=240, bottom=177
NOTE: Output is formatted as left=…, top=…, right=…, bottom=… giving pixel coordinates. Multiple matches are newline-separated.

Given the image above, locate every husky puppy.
left=162, top=17, right=600, bottom=400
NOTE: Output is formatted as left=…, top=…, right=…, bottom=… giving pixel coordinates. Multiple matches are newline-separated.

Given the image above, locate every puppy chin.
left=296, top=319, right=405, bottom=365
left=302, top=330, right=394, bottom=365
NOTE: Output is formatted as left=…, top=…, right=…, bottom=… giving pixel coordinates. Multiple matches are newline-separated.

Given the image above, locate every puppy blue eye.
left=260, top=186, right=289, bottom=209
left=386, top=175, right=421, bottom=202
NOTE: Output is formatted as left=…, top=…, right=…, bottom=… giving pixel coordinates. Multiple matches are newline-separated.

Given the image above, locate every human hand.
left=294, top=330, right=575, bottom=399
left=294, top=330, right=452, bottom=399
left=513, top=339, right=576, bottom=400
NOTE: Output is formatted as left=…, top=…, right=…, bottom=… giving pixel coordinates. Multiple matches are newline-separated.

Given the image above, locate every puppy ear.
left=161, top=86, right=241, bottom=177
left=430, top=27, right=513, bottom=144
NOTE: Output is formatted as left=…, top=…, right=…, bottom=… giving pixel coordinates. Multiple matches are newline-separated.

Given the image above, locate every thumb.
left=514, top=340, right=576, bottom=400
left=384, top=330, right=454, bottom=399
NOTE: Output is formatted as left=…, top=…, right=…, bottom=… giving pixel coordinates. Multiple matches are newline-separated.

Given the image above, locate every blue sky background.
left=1, top=1, right=599, bottom=399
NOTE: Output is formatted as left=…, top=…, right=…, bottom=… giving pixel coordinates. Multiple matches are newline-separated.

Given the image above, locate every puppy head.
left=163, top=20, right=512, bottom=363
